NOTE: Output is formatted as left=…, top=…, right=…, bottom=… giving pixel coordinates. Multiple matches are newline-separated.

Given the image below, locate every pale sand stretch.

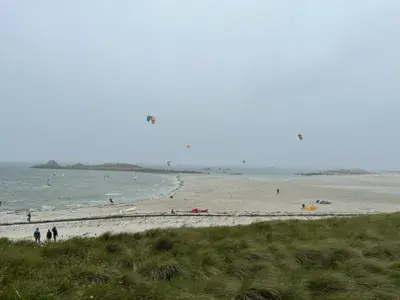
left=0, top=173, right=399, bottom=241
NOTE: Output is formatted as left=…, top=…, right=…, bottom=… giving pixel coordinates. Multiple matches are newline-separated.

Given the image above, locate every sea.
left=0, top=164, right=180, bottom=216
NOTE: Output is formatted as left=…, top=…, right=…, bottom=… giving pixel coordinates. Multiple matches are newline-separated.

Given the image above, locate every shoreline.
left=167, top=173, right=184, bottom=197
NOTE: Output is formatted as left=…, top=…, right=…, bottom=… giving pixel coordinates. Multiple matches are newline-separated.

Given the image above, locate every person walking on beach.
left=33, top=228, right=41, bottom=244
left=27, top=212, right=31, bottom=222
left=46, top=229, right=52, bottom=242
left=52, top=226, right=58, bottom=242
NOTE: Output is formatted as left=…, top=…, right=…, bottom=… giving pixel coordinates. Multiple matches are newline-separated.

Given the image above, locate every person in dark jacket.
left=52, top=227, right=58, bottom=242
left=33, top=228, right=41, bottom=243
left=46, top=229, right=52, bottom=242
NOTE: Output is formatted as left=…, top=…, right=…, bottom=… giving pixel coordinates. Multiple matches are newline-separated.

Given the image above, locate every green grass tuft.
left=154, top=236, right=174, bottom=252
left=0, top=213, right=400, bottom=299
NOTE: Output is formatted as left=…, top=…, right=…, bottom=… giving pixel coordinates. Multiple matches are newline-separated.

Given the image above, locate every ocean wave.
left=58, top=196, right=74, bottom=200
left=0, top=209, right=17, bottom=215
left=106, top=192, right=121, bottom=196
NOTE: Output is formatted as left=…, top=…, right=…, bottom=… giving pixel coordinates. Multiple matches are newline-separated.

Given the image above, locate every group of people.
left=33, top=226, right=58, bottom=244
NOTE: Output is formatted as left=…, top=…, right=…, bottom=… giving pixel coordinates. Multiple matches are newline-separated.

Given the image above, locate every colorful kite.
left=146, top=115, right=155, bottom=124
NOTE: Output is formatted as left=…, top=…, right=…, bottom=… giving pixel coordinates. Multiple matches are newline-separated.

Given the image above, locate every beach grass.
left=0, top=213, right=399, bottom=300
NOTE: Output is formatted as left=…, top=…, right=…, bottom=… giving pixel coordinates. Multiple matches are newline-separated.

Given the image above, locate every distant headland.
left=31, top=160, right=204, bottom=174
left=295, top=168, right=375, bottom=176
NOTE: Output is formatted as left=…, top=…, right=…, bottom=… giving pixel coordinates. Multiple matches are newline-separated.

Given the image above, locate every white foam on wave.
left=119, top=207, right=136, bottom=213
left=106, top=192, right=121, bottom=196
left=0, top=210, right=16, bottom=215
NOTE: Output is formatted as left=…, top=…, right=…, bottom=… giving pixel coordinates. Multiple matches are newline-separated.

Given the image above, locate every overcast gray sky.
left=1, top=0, right=399, bottom=169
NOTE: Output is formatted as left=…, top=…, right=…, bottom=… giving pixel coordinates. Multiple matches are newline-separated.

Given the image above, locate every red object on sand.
left=190, top=208, right=208, bottom=213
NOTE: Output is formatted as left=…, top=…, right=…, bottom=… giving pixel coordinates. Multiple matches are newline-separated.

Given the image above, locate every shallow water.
left=0, top=164, right=178, bottom=214
left=322, top=185, right=400, bottom=195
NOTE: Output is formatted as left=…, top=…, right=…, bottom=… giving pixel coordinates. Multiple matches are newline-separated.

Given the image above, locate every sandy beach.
left=1, top=173, right=399, bottom=241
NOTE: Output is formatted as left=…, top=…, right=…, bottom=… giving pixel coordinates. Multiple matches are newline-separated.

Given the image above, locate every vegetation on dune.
left=1, top=214, right=400, bottom=300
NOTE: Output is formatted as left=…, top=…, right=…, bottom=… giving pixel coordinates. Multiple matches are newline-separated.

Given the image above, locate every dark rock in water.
left=294, top=172, right=335, bottom=176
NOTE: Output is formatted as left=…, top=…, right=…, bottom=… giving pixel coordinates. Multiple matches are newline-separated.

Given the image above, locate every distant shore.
left=295, top=168, right=375, bottom=176
left=31, top=161, right=204, bottom=175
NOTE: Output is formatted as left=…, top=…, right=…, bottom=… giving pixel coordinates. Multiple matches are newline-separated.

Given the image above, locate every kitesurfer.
left=27, top=212, right=31, bottom=222
left=276, top=189, right=280, bottom=195
left=109, top=198, right=114, bottom=204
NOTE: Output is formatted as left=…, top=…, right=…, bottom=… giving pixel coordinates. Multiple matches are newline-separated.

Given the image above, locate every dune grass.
left=0, top=214, right=400, bottom=300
